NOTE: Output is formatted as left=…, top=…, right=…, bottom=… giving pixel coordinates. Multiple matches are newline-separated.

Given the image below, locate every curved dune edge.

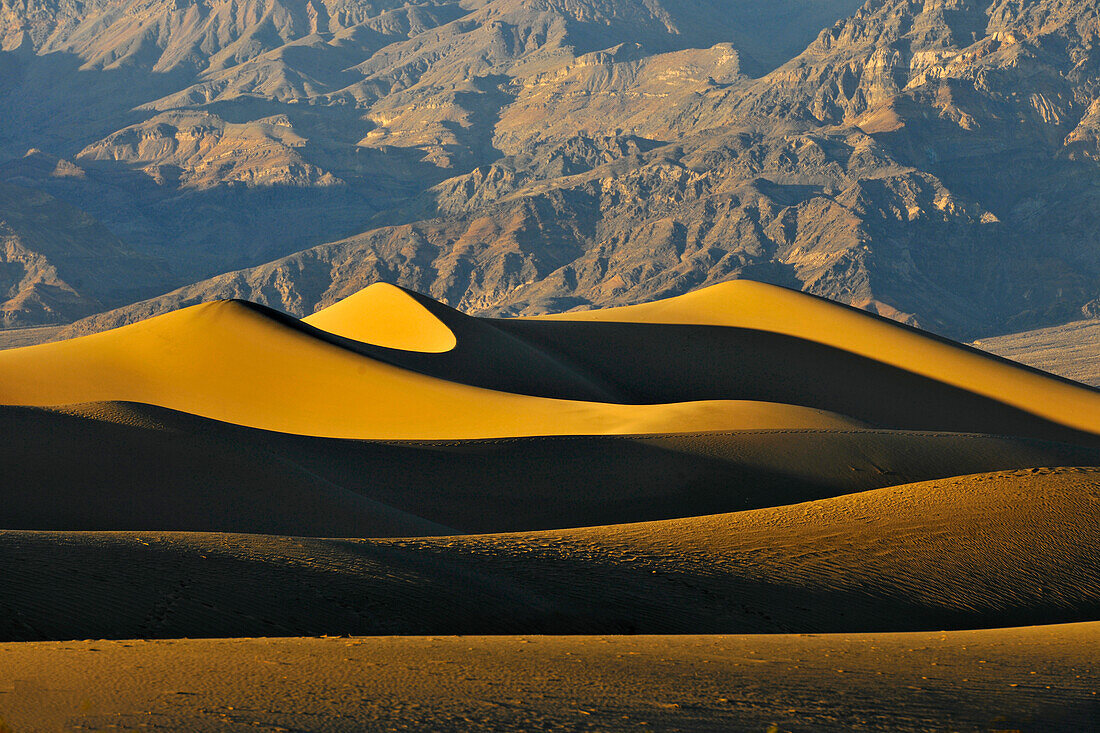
left=8, top=400, right=1100, bottom=535
left=0, top=402, right=456, bottom=537
left=2, top=468, right=1098, bottom=641
left=533, top=280, right=1100, bottom=436
left=0, top=300, right=865, bottom=439
left=303, top=282, right=458, bottom=353
left=309, top=285, right=629, bottom=403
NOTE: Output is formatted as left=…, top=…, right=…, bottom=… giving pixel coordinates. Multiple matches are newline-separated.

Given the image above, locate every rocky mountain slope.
left=0, top=178, right=169, bottom=326
left=3, top=0, right=1100, bottom=338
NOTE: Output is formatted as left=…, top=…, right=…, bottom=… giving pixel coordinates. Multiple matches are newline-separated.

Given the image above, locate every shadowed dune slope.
left=296, top=281, right=1100, bottom=445
left=515, top=281, right=1100, bottom=440
left=2, top=468, right=1098, bottom=641
left=306, top=283, right=625, bottom=401
left=0, top=403, right=451, bottom=537
left=5, top=401, right=1100, bottom=534
left=0, top=280, right=1096, bottom=442
left=3, top=280, right=1098, bottom=537
left=0, top=298, right=863, bottom=439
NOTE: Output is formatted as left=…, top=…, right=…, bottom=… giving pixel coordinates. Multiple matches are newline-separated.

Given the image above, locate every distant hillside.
left=974, top=319, right=1100, bottom=388
left=0, top=180, right=170, bottom=326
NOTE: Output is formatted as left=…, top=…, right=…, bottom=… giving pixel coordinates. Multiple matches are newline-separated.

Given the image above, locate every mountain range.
left=2, top=0, right=1100, bottom=339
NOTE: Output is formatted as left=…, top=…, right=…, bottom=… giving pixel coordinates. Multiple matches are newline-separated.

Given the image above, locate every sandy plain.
left=1, top=625, right=1096, bottom=732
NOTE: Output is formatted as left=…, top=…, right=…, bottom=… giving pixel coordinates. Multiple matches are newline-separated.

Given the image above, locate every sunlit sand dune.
left=524, top=280, right=1100, bottom=439
left=0, top=281, right=1096, bottom=442
left=299, top=282, right=1100, bottom=444
left=307, top=283, right=626, bottom=401
left=974, top=318, right=1100, bottom=387
left=1, top=279, right=1099, bottom=533
left=302, top=282, right=458, bottom=353
left=2, top=279, right=1099, bottom=730
left=0, top=298, right=863, bottom=439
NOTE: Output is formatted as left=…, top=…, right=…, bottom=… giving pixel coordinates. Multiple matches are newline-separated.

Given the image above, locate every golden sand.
left=302, top=282, right=458, bottom=352
left=2, top=281, right=1097, bottom=440
left=534, top=281, right=1100, bottom=436
left=0, top=296, right=864, bottom=439
left=1, top=280, right=1098, bottom=732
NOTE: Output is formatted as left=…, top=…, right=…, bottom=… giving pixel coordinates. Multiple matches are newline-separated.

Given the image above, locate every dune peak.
left=303, top=283, right=457, bottom=353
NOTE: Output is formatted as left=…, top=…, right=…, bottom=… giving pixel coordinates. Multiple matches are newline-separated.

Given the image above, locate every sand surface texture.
left=2, top=468, right=1099, bottom=641
left=1, top=280, right=1098, bottom=730
left=1, top=626, right=1096, bottom=732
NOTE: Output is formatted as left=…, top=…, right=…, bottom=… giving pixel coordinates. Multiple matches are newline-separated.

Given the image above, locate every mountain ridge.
left=2, top=0, right=1100, bottom=338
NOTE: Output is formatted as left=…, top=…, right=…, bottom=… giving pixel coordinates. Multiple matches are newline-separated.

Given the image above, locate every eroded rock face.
left=2, top=0, right=1100, bottom=337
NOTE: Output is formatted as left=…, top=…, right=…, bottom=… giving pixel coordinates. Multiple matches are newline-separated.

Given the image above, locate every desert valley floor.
left=0, top=280, right=1098, bottom=730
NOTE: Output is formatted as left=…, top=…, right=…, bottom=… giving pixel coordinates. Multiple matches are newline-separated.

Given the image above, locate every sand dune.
left=2, top=625, right=1096, bottom=732
left=0, top=403, right=451, bottom=537
left=307, top=283, right=626, bottom=401
left=303, top=282, right=1100, bottom=445
left=0, top=298, right=865, bottom=439
left=4, top=400, right=1099, bottom=534
left=3, top=468, right=1098, bottom=641
left=2, top=281, right=1097, bottom=443
left=302, top=282, right=458, bottom=353
left=1, top=280, right=1098, bottom=730
left=527, top=281, right=1100, bottom=438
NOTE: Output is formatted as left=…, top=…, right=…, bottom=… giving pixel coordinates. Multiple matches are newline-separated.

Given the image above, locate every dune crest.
left=0, top=298, right=863, bottom=439
left=0, top=281, right=1097, bottom=443
left=534, top=280, right=1100, bottom=436
left=303, top=283, right=458, bottom=353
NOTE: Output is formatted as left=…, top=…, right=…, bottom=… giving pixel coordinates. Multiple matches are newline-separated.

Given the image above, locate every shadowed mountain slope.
left=0, top=180, right=169, bottom=326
